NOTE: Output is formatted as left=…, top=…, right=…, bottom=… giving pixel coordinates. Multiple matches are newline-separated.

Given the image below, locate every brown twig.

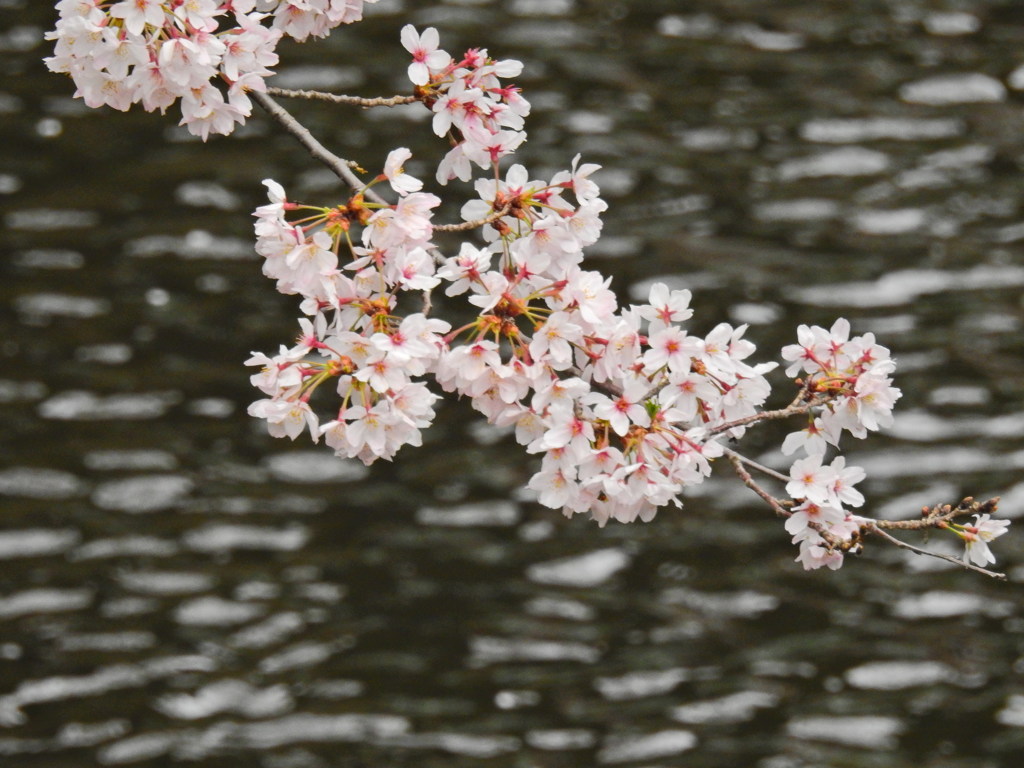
left=434, top=202, right=513, bottom=232
left=724, top=448, right=790, bottom=483
left=724, top=450, right=1009, bottom=571
left=251, top=91, right=387, bottom=205
left=267, top=87, right=418, bottom=108
left=709, top=391, right=830, bottom=436
left=873, top=496, right=1000, bottom=530
left=727, top=450, right=791, bottom=518
left=864, top=523, right=1006, bottom=580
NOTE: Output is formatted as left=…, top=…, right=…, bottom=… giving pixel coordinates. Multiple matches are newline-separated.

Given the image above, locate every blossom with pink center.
left=400, top=24, right=451, bottom=86
left=826, top=456, right=865, bottom=508
left=781, top=323, right=834, bottom=377
left=659, top=371, right=717, bottom=422
left=551, top=153, right=602, bottom=203
left=585, top=378, right=652, bottom=437
left=389, top=246, right=439, bottom=292
left=462, top=128, right=527, bottom=169
left=784, top=500, right=846, bottom=536
left=638, top=282, right=693, bottom=332
left=354, top=353, right=410, bottom=394
left=437, top=242, right=493, bottom=297
left=786, top=455, right=837, bottom=505
left=530, top=404, right=595, bottom=455
left=643, top=326, right=702, bottom=374
left=438, top=340, right=502, bottom=389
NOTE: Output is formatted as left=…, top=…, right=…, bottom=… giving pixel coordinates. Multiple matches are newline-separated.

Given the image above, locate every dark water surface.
left=3, top=1, right=1024, bottom=766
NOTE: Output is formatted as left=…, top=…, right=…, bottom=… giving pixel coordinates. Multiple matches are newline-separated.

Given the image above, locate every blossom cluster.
left=246, top=153, right=780, bottom=528
left=45, top=0, right=377, bottom=139
left=776, top=320, right=902, bottom=569
left=46, top=8, right=1011, bottom=571
left=399, top=25, right=531, bottom=184
left=247, top=157, right=449, bottom=464
left=239, top=24, right=1013, bottom=569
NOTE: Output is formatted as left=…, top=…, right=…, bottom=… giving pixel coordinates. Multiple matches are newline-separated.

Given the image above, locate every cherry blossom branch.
left=434, top=202, right=513, bottom=232
left=266, top=86, right=419, bottom=108
left=873, top=496, right=1000, bottom=530
left=727, top=450, right=1007, bottom=576
left=45, top=3, right=1013, bottom=576
left=251, top=91, right=387, bottom=205
left=709, top=388, right=827, bottom=436
left=724, top=448, right=790, bottom=483
left=727, top=451, right=791, bottom=518
left=723, top=452, right=847, bottom=551
left=864, top=523, right=1007, bottom=580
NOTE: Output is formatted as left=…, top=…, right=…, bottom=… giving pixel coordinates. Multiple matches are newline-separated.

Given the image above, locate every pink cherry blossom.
left=400, top=24, right=451, bottom=86
left=786, top=455, right=836, bottom=505
left=960, top=513, right=1011, bottom=566
left=383, top=147, right=424, bottom=196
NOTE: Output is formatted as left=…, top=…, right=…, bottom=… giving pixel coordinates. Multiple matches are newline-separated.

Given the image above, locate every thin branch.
left=435, top=202, right=513, bottom=232
left=709, top=391, right=829, bottom=436
left=724, top=447, right=790, bottom=483
left=727, top=451, right=791, bottom=518
left=267, top=87, right=418, bottom=108
left=726, top=454, right=1007, bottom=576
left=864, top=523, right=1006, bottom=580
left=874, top=496, right=1000, bottom=530
left=251, top=90, right=387, bottom=205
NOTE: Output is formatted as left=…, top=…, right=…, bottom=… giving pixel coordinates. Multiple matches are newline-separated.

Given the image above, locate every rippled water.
left=2, top=1, right=1024, bottom=766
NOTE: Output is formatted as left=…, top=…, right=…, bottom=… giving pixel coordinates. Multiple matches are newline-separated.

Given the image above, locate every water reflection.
left=2, top=0, right=1024, bottom=766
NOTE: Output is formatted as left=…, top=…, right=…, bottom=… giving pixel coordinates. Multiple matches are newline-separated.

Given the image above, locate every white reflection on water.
left=597, top=729, right=698, bottom=764
left=92, top=475, right=194, bottom=513
left=0, top=467, right=84, bottom=498
left=844, top=660, right=956, bottom=690
left=263, top=451, right=370, bottom=483
left=0, top=528, right=80, bottom=559
left=526, top=547, right=631, bottom=587
left=173, top=597, right=265, bottom=627
left=154, top=680, right=293, bottom=720
left=467, top=636, right=601, bottom=667
left=182, top=524, right=311, bottom=553
left=0, top=588, right=93, bottom=620
left=900, top=72, right=1006, bottom=105
left=670, top=690, right=779, bottom=725
left=15, top=292, right=110, bottom=319
left=890, top=590, right=1014, bottom=620
left=417, top=500, right=520, bottom=527
left=775, top=147, right=890, bottom=182
left=70, top=536, right=180, bottom=561
left=786, top=715, right=904, bottom=749
left=594, top=667, right=694, bottom=702
left=786, top=265, right=1024, bottom=307
left=39, top=391, right=181, bottom=420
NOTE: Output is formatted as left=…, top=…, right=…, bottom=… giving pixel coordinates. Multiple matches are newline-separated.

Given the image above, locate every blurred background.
left=2, top=1, right=1024, bottom=766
